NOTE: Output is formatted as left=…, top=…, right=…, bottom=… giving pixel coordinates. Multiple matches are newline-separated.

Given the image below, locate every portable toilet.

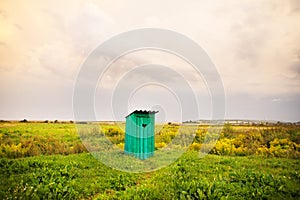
left=124, top=110, right=158, bottom=159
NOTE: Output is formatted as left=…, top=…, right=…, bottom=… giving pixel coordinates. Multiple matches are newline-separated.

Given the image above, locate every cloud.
left=96, top=49, right=209, bottom=94
left=0, top=9, right=7, bottom=20
left=206, top=1, right=300, bottom=95
left=0, top=1, right=116, bottom=78
left=1, top=0, right=299, bottom=96
left=290, top=62, right=300, bottom=75
left=272, top=98, right=281, bottom=102
left=0, top=0, right=299, bottom=121
left=289, top=0, right=300, bottom=14
left=66, top=2, right=115, bottom=54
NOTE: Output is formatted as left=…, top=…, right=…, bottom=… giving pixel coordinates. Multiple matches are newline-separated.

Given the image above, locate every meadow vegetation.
left=1, top=152, right=299, bottom=199
left=0, top=121, right=299, bottom=199
left=0, top=121, right=299, bottom=159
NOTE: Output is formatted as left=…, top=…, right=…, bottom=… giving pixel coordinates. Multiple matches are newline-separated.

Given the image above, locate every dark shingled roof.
left=126, top=110, right=159, bottom=118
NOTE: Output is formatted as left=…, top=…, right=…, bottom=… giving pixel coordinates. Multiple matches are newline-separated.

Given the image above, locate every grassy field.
left=0, top=121, right=299, bottom=199
left=1, top=152, right=299, bottom=199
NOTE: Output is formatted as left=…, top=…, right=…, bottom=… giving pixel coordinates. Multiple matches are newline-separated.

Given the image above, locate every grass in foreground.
left=1, top=151, right=299, bottom=199
left=0, top=122, right=299, bottom=199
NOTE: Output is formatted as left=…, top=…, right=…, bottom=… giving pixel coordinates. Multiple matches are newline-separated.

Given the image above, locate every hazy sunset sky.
left=0, top=0, right=299, bottom=122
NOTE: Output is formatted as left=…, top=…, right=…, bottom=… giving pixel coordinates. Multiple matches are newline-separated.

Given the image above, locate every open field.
left=1, top=152, right=299, bottom=199
left=0, top=121, right=299, bottom=159
left=0, top=121, right=299, bottom=199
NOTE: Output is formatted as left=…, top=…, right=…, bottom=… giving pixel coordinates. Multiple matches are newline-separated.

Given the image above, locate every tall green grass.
left=1, top=152, right=299, bottom=199
left=0, top=122, right=299, bottom=159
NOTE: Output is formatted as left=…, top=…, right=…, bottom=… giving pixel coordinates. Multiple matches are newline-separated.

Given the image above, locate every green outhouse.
left=124, top=110, right=158, bottom=159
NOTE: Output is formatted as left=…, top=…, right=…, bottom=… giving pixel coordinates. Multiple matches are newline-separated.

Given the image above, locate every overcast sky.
left=0, top=0, right=299, bottom=122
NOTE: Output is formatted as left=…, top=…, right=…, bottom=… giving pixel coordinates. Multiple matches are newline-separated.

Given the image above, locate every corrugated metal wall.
left=124, top=112, right=155, bottom=159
